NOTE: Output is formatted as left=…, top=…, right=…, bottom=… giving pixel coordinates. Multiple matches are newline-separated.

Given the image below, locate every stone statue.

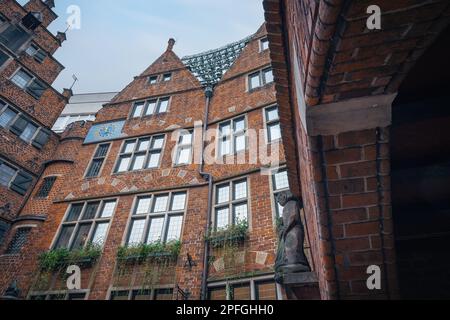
left=275, top=191, right=310, bottom=284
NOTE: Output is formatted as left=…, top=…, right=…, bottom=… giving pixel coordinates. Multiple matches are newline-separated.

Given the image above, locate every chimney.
left=167, top=38, right=176, bottom=51
left=62, top=88, right=73, bottom=100
left=56, top=31, right=67, bottom=44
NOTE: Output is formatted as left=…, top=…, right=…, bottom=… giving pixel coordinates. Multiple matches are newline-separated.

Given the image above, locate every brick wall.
left=1, top=25, right=284, bottom=300
left=0, top=0, right=66, bottom=225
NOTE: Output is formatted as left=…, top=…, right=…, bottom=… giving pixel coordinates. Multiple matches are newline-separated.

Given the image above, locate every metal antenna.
left=69, top=74, right=78, bottom=90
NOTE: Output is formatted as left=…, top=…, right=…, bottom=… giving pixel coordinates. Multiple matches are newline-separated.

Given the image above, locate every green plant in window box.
left=38, top=243, right=102, bottom=272
left=206, top=220, right=249, bottom=249
left=116, top=240, right=181, bottom=264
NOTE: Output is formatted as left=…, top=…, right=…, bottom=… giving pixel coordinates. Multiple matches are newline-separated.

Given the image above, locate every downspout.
left=200, top=86, right=214, bottom=300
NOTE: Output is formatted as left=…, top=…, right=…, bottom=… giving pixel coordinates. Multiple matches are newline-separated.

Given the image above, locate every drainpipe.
left=200, top=86, right=214, bottom=300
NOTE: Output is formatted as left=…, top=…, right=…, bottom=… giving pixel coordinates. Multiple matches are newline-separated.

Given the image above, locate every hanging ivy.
left=38, top=243, right=102, bottom=272
left=205, top=220, right=249, bottom=249
left=116, top=240, right=181, bottom=263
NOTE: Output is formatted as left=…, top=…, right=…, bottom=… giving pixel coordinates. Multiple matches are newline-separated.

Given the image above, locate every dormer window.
left=260, top=37, right=269, bottom=52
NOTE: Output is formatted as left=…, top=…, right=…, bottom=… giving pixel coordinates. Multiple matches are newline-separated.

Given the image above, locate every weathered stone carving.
left=275, top=191, right=310, bottom=284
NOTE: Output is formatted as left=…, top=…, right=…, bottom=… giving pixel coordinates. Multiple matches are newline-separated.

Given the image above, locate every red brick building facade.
left=263, top=0, right=450, bottom=299
left=0, top=0, right=68, bottom=268
left=2, top=0, right=449, bottom=301
left=0, top=17, right=292, bottom=300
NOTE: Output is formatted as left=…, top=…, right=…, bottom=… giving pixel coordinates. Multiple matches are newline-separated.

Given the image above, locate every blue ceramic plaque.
left=84, top=120, right=126, bottom=144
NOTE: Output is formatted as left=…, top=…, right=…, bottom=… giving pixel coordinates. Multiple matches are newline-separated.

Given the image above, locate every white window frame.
left=124, top=190, right=188, bottom=246
left=130, top=96, right=171, bottom=119
left=52, top=199, right=118, bottom=250
left=259, top=37, right=269, bottom=52
left=0, top=99, right=49, bottom=147
left=114, top=134, right=166, bottom=174
left=174, top=130, right=193, bottom=166
left=217, top=115, right=248, bottom=157
left=213, top=177, right=250, bottom=231
left=247, top=67, right=274, bottom=91
left=84, top=143, right=111, bottom=178
left=270, top=167, right=290, bottom=220
left=263, top=105, right=282, bottom=143
left=10, top=67, right=47, bottom=99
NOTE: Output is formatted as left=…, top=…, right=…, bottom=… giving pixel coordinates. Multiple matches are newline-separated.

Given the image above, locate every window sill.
left=111, top=167, right=161, bottom=177
left=247, top=82, right=275, bottom=94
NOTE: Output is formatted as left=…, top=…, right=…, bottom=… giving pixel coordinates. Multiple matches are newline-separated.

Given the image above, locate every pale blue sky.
left=18, top=0, right=265, bottom=93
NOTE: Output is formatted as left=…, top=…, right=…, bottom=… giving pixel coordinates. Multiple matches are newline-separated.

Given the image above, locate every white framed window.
left=162, top=73, right=172, bottom=82
left=86, top=143, right=110, bottom=178
left=148, top=75, right=158, bottom=85
left=271, top=168, right=290, bottom=218
left=0, top=157, right=33, bottom=196
left=174, top=131, right=193, bottom=165
left=248, top=67, right=274, bottom=91
left=131, top=97, right=170, bottom=118
left=126, top=191, right=187, bottom=246
left=264, top=105, right=281, bottom=143
left=260, top=37, right=269, bottom=52
left=218, top=116, right=247, bottom=156
left=54, top=199, right=117, bottom=250
left=10, top=68, right=47, bottom=99
left=25, top=43, right=46, bottom=63
left=115, top=135, right=165, bottom=173
left=214, top=178, right=249, bottom=230
left=0, top=99, right=50, bottom=149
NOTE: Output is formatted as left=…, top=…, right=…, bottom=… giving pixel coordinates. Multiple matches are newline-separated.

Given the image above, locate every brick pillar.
left=311, top=127, right=399, bottom=299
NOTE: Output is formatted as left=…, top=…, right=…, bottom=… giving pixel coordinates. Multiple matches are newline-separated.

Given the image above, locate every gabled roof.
left=181, top=34, right=255, bottom=87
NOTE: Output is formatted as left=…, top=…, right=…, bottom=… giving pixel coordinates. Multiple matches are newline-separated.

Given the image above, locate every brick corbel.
left=306, top=93, right=397, bottom=136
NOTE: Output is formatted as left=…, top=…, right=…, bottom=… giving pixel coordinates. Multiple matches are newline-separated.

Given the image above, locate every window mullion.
left=142, top=215, right=151, bottom=244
